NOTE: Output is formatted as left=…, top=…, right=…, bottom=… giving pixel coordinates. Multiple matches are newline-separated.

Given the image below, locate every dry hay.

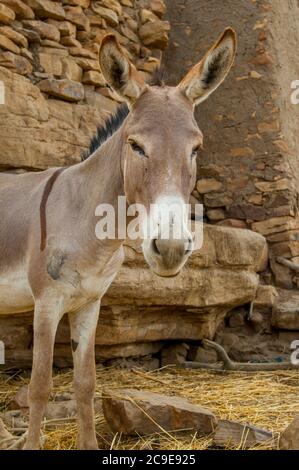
left=0, top=366, right=298, bottom=450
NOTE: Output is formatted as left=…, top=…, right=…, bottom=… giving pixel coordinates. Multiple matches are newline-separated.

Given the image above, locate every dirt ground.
left=1, top=366, right=298, bottom=450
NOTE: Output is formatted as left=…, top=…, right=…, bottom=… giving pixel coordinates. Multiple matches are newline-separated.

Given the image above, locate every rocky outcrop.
left=1, top=223, right=267, bottom=367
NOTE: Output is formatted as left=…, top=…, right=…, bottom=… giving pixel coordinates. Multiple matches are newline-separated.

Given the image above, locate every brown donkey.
left=0, top=29, right=236, bottom=449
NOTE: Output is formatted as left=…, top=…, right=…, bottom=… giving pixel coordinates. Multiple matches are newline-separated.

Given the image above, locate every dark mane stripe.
left=81, top=103, right=129, bottom=161
left=81, top=69, right=165, bottom=161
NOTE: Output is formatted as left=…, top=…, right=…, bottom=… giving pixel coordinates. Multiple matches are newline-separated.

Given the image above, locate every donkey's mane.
left=82, top=69, right=166, bottom=161
left=81, top=103, right=129, bottom=161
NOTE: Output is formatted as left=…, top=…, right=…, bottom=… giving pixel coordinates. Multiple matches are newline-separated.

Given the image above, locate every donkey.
left=0, top=28, right=236, bottom=449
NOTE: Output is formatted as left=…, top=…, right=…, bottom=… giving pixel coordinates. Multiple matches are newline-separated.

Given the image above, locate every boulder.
left=95, top=341, right=163, bottom=360
left=150, top=0, right=166, bottom=18
left=0, top=4, right=15, bottom=24
left=64, top=6, right=90, bottom=31
left=69, top=47, right=97, bottom=59
left=82, top=70, right=106, bottom=86
left=140, top=9, right=160, bottom=24
left=61, top=57, right=82, bottom=81
left=2, top=0, right=35, bottom=20
left=0, top=33, right=20, bottom=54
left=95, top=0, right=122, bottom=16
left=0, top=51, right=32, bottom=75
left=279, top=416, right=299, bottom=450
left=47, top=20, right=76, bottom=37
left=160, top=343, right=189, bottom=366
left=39, top=51, right=63, bottom=76
left=254, top=179, right=289, bottom=192
left=90, top=5, right=119, bottom=27
left=204, top=192, right=233, bottom=208
left=254, top=285, right=278, bottom=310
left=272, top=290, right=299, bottom=330
left=217, top=219, right=247, bottom=229
left=22, top=20, right=60, bottom=42
left=27, top=0, right=65, bottom=20
left=0, top=26, right=28, bottom=48
left=60, top=36, right=81, bottom=48
left=38, top=78, right=84, bottom=102
left=14, top=26, right=41, bottom=43
left=67, top=0, right=90, bottom=7
left=213, top=420, right=274, bottom=448
left=252, top=216, right=299, bottom=237
left=103, top=389, right=217, bottom=435
left=197, top=178, right=223, bottom=194
left=139, top=20, right=170, bottom=49
left=73, top=56, right=101, bottom=71
left=188, top=345, right=218, bottom=363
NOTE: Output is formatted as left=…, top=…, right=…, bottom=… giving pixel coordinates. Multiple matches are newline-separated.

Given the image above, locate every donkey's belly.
left=0, top=268, right=33, bottom=315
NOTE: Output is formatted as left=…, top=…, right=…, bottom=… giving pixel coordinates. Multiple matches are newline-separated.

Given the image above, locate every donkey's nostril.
left=152, top=238, right=161, bottom=256
left=185, top=237, right=193, bottom=255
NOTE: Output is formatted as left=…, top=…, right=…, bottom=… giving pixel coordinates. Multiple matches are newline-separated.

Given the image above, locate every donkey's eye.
left=130, top=141, right=147, bottom=158
left=191, top=146, right=200, bottom=159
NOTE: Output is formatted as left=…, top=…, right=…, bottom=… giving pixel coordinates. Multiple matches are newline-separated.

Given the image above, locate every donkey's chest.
left=79, top=269, right=117, bottom=299
left=63, top=248, right=124, bottom=309
left=0, top=248, right=124, bottom=315
left=0, top=266, right=33, bottom=315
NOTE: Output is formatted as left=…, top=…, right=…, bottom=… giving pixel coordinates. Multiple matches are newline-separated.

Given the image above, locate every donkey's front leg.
left=69, top=301, right=100, bottom=450
left=24, top=299, right=64, bottom=450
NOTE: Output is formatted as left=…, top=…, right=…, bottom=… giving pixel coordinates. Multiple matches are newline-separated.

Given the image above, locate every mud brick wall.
left=164, top=0, right=299, bottom=290
left=0, top=0, right=169, bottom=169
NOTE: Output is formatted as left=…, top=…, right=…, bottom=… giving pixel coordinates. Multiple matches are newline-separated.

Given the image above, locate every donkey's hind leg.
left=24, top=298, right=64, bottom=450
left=68, top=301, right=100, bottom=450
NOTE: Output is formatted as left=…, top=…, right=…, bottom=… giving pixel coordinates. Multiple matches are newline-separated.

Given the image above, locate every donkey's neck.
left=68, top=126, right=126, bottom=249
left=81, top=127, right=125, bottom=205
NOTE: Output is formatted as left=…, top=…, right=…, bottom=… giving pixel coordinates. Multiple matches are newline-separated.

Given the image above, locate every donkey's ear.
left=178, top=28, right=237, bottom=106
left=99, top=34, right=146, bottom=105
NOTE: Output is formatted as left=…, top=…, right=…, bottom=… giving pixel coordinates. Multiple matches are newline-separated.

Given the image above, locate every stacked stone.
left=0, top=0, right=169, bottom=100
left=193, top=175, right=299, bottom=289
left=0, top=0, right=168, bottom=170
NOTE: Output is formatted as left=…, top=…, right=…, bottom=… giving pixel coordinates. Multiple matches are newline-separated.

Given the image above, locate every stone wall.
left=163, top=0, right=299, bottom=290
left=0, top=0, right=169, bottom=169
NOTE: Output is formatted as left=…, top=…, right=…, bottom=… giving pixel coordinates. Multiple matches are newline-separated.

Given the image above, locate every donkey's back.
left=0, top=170, right=55, bottom=314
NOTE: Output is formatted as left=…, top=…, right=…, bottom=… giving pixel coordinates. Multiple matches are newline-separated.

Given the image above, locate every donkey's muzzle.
left=143, top=233, right=193, bottom=277
left=152, top=237, right=192, bottom=262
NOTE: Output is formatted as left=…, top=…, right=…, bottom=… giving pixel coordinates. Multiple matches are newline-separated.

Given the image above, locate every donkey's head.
left=99, top=29, right=236, bottom=277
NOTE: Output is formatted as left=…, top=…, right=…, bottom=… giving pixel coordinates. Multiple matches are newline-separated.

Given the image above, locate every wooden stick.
left=277, top=256, right=299, bottom=272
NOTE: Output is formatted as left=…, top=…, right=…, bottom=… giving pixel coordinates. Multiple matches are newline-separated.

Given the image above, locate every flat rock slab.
left=213, top=419, right=274, bottom=449
left=272, top=290, right=299, bottom=330
left=102, top=389, right=217, bottom=436
left=38, top=78, right=84, bottom=102
left=279, top=415, right=299, bottom=450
